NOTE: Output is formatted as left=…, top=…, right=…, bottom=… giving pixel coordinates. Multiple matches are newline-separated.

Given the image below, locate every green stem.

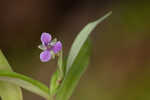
left=57, top=51, right=63, bottom=80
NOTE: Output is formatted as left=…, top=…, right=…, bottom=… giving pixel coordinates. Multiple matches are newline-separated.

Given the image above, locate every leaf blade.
left=55, top=11, right=112, bottom=100
left=0, top=50, right=23, bottom=100
left=56, top=39, right=91, bottom=100
left=0, top=70, right=50, bottom=99
left=66, top=11, right=112, bottom=72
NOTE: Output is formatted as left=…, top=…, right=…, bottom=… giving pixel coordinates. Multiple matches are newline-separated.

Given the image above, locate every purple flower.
left=39, top=32, right=62, bottom=62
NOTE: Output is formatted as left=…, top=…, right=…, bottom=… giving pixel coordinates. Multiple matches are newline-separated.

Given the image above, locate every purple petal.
left=41, top=32, right=52, bottom=45
left=40, top=50, right=51, bottom=62
left=52, top=41, right=62, bottom=54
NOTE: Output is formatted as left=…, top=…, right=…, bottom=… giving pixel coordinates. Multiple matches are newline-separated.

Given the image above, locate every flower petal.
left=41, top=32, right=52, bottom=45
left=52, top=41, right=62, bottom=54
left=40, top=50, right=51, bottom=62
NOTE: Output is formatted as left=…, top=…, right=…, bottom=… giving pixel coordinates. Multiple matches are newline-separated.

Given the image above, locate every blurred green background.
left=0, top=1, right=150, bottom=100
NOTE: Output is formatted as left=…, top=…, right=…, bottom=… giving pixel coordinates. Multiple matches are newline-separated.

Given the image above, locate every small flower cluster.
left=39, top=32, right=62, bottom=62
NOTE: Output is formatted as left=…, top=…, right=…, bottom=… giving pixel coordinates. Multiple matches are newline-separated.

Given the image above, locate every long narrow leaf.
left=56, top=39, right=91, bottom=100
left=0, top=70, right=50, bottom=99
left=66, top=11, right=112, bottom=72
left=0, top=50, right=23, bottom=100
left=55, top=11, right=112, bottom=100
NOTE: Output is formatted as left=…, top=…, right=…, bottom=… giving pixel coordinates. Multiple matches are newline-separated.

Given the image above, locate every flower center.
left=46, top=42, right=55, bottom=51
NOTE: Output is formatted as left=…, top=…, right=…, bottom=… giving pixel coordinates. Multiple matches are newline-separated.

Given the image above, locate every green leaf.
left=56, top=39, right=91, bottom=100
left=0, top=70, right=50, bottom=100
left=0, top=50, right=23, bottom=100
left=66, top=11, right=112, bottom=72
left=50, top=55, right=67, bottom=97
left=50, top=69, right=60, bottom=96
left=55, top=11, right=112, bottom=100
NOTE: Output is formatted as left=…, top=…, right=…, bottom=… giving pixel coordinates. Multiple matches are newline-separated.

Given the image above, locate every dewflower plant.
left=0, top=11, right=112, bottom=100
